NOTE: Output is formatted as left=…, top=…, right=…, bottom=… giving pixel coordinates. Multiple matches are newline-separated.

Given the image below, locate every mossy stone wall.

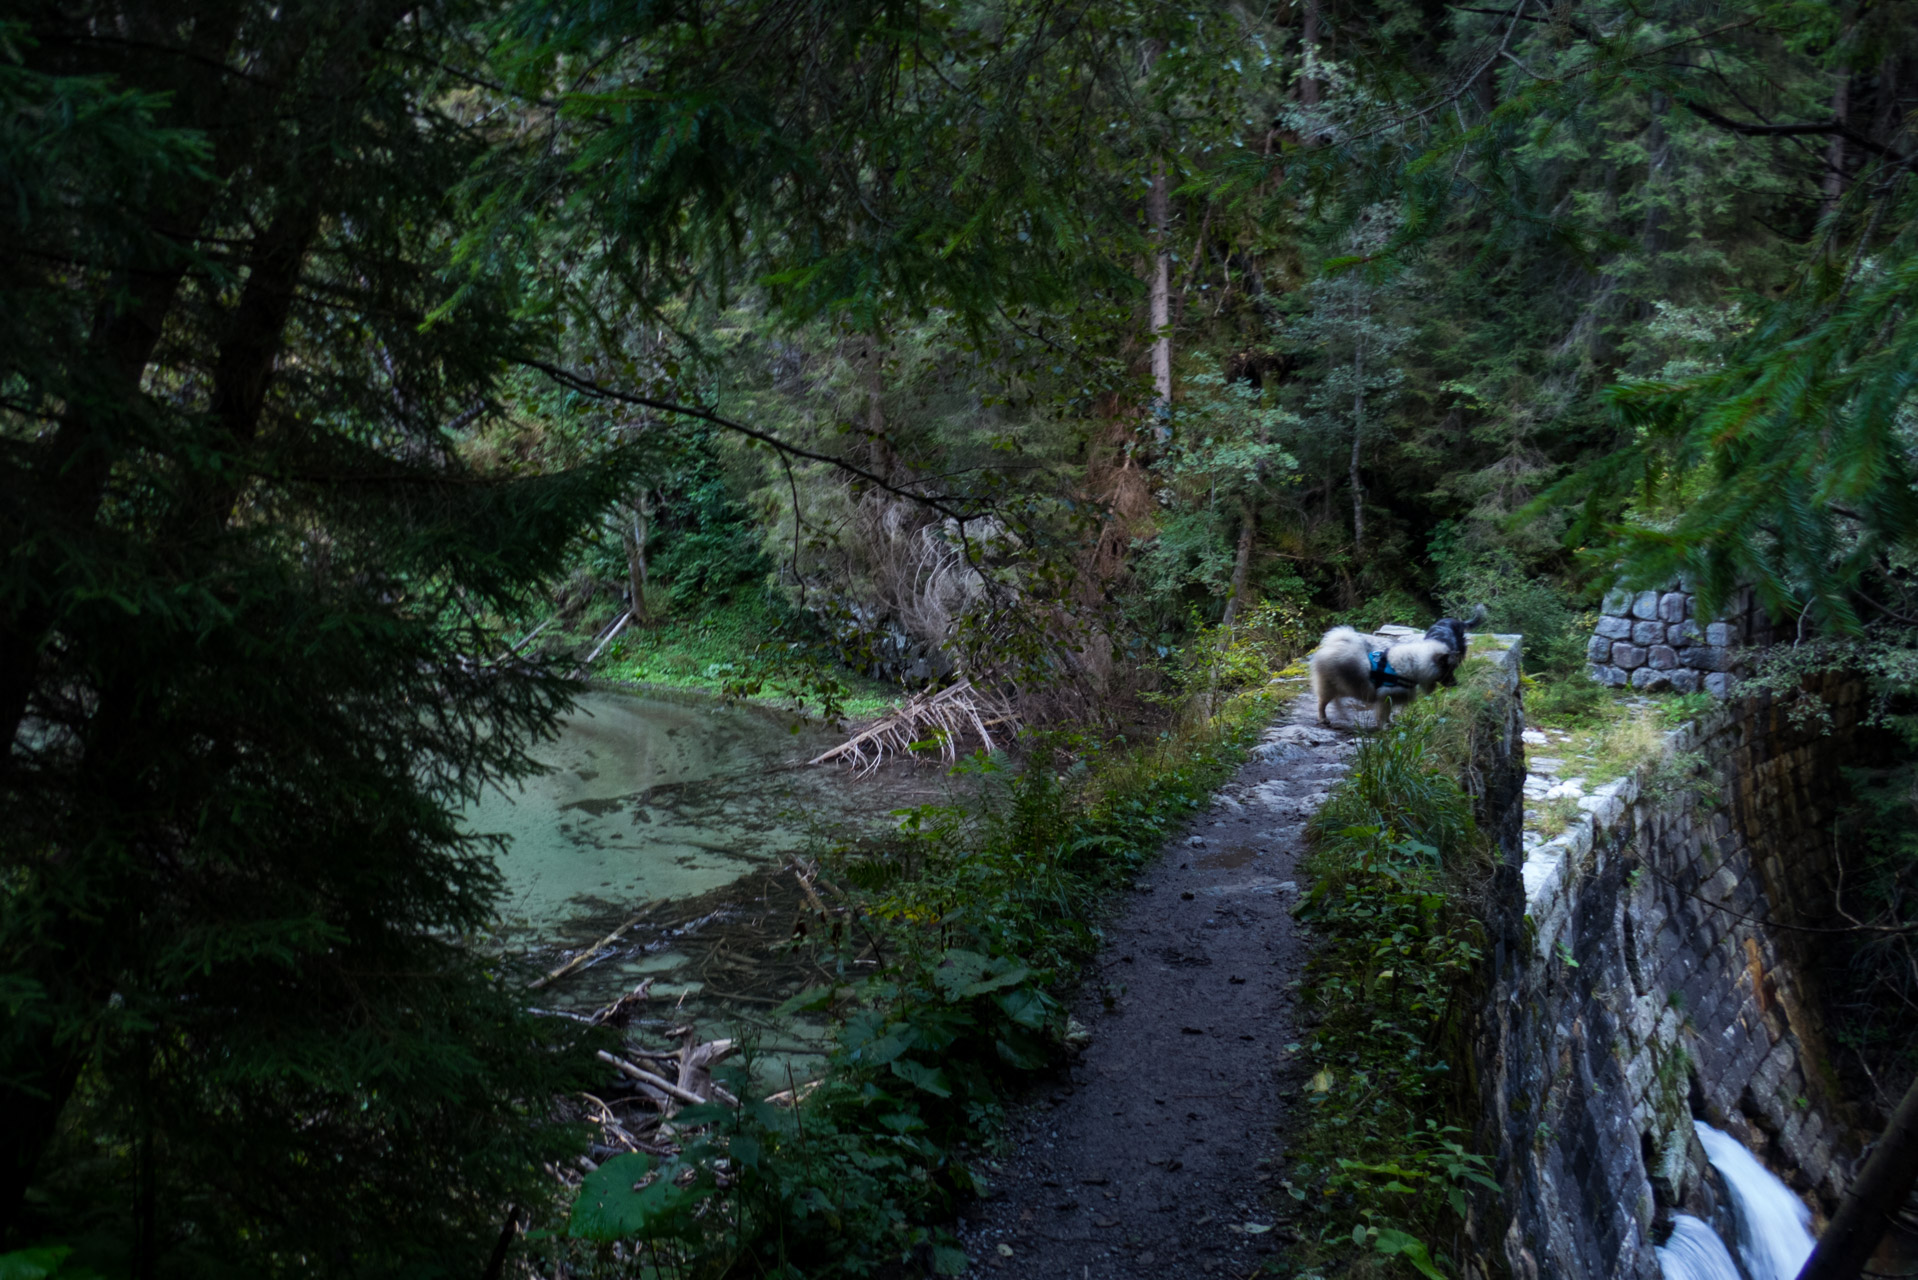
left=1464, top=676, right=1868, bottom=1280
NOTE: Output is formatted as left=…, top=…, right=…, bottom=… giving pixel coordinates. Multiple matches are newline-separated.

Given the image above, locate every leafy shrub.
left=1432, top=546, right=1589, bottom=678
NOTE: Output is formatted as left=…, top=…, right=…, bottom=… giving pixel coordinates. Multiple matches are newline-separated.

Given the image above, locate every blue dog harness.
left=1367, top=650, right=1412, bottom=695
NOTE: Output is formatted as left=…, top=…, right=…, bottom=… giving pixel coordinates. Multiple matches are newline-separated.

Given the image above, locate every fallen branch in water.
left=808, top=679, right=1016, bottom=775
left=763, top=1079, right=823, bottom=1108
left=790, top=863, right=830, bottom=915
left=596, top=1050, right=709, bottom=1107
left=589, top=978, right=654, bottom=1026
left=528, top=903, right=661, bottom=990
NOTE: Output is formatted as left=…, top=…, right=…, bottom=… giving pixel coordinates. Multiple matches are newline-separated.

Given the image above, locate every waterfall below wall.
left=1695, top=1122, right=1816, bottom=1280
left=1656, top=1215, right=1743, bottom=1280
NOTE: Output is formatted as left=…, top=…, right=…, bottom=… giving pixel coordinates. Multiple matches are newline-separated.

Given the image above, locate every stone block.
left=1798, top=1135, right=1832, bottom=1188
left=1596, top=615, right=1635, bottom=640
left=1579, top=793, right=1626, bottom=829
left=1659, top=592, right=1687, bottom=623
left=1752, top=1040, right=1796, bottom=1097
left=1627, top=996, right=1660, bottom=1045
left=1631, top=667, right=1672, bottom=692
left=1590, top=663, right=1630, bottom=688
left=1725, top=1024, right=1772, bottom=1096
left=1678, top=644, right=1728, bottom=672
left=1614, top=643, right=1648, bottom=670
left=1649, top=645, right=1679, bottom=670
left=1705, top=672, right=1738, bottom=698
left=1633, top=590, right=1663, bottom=620
left=1779, top=1111, right=1808, bottom=1162
left=1703, top=865, right=1738, bottom=901
left=1669, top=669, right=1701, bottom=694
left=1588, top=634, right=1615, bottom=664
left=1706, top=621, right=1742, bottom=646
left=1630, top=619, right=1660, bottom=646
left=1604, top=588, right=1633, bottom=615
left=1623, top=1047, right=1656, bottom=1101
left=1668, top=619, right=1702, bottom=644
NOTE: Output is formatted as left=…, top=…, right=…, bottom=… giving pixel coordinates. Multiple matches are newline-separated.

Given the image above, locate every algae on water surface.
left=466, top=687, right=943, bottom=1011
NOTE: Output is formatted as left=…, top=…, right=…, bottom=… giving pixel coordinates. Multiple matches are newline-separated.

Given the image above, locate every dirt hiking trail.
left=958, top=690, right=1359, bottom=1278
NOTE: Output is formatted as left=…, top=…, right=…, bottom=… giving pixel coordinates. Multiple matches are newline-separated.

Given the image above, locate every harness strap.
left=1367, top=650, right=1411, bottom=694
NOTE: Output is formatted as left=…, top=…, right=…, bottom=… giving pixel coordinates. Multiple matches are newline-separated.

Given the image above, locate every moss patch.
left=583, top=594, right=904, bottom=718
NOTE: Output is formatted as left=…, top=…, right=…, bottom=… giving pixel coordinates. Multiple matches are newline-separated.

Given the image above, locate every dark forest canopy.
left=3, top=0, right=1916, bottom=1273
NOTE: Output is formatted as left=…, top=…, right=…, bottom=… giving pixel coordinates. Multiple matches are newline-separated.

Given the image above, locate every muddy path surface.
left=959, top=690, right=1356, bottom=1279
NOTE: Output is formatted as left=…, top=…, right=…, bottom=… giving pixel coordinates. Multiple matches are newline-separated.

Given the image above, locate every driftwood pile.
left=525, top=868, right=862, bottom=1170
left=808, top=678, right=1015, bottom=775
left=576, top=984, right=824, bottom=1167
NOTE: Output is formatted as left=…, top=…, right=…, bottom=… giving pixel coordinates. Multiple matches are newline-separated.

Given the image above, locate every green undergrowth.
left=530, top=623, right=1297, bottom=1278
left=585, top=593, right=904, bottom=718
left=1282, top=663, right=1511, bottom=1280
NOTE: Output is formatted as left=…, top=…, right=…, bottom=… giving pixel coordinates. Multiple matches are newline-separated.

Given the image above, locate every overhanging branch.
left=520, top=359, right=984, bottom=525
left=1680, top=100, right=1910, bottom=165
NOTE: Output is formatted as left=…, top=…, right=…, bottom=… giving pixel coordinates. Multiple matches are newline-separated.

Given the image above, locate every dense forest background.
left=6, top=0, right=1918, bottom=1274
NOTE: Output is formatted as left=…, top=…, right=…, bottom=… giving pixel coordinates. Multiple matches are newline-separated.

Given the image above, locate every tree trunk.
left=1871, top=56, right=1902, bottom=148
left=1350, top=328, right=1367, bottom=555
left=0, top=1049, right=90, bottom=1242
left=623, top=496, right=651, bottom=624
left=1, top=665, right=148, bottom=1239
left=0, top=3, right=329, bottom=760
left=1300, top=0, right=1322, bottom=106
left=1220, top=498, right=1257, bottom=629
left=1822, top=72, right=1851, bottom=217
left=1148, top=157, right=1172, bottom=437
left=1797, top=1072, right=1918, bottom=1280
left=858, top=331, right=901, bottom=481
left=1638, top=94, right=1673, bottom=293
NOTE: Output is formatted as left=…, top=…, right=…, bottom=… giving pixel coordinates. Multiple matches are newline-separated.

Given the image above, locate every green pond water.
left=468, top=686, right=935, bottom=1022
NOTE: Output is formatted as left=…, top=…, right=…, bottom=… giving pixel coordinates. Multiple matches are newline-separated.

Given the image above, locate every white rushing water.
left=1657, top=1214, right=1743, bottom=1280
left=1694, top=1120, right=1816, bottom=1280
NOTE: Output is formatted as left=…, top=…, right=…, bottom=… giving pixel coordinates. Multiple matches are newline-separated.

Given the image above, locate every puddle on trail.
left=467, top=686, right=943, bottom=1073
left=1194, top=844, right=1262, bottom=870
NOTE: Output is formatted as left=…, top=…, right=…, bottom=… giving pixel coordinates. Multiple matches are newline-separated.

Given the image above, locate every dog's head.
left=1425, top=605, right=1486, bottom=658
left=1425, top=619, right=1468, bottom=657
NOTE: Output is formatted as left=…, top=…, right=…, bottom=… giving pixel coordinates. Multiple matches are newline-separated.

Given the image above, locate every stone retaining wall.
left=1586, top=583, right=1779, bottom=695
left=1465, top=677, right=1870, bottom=1280
left=1459, top=633, right=1527, bottom=862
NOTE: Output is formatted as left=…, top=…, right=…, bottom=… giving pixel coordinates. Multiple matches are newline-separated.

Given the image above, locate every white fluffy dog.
left=1310, top=626, right=1464, bottom=728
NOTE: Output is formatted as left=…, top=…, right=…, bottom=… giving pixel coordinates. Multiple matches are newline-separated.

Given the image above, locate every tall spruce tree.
left=0, top=3, right=647, bottom=1271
